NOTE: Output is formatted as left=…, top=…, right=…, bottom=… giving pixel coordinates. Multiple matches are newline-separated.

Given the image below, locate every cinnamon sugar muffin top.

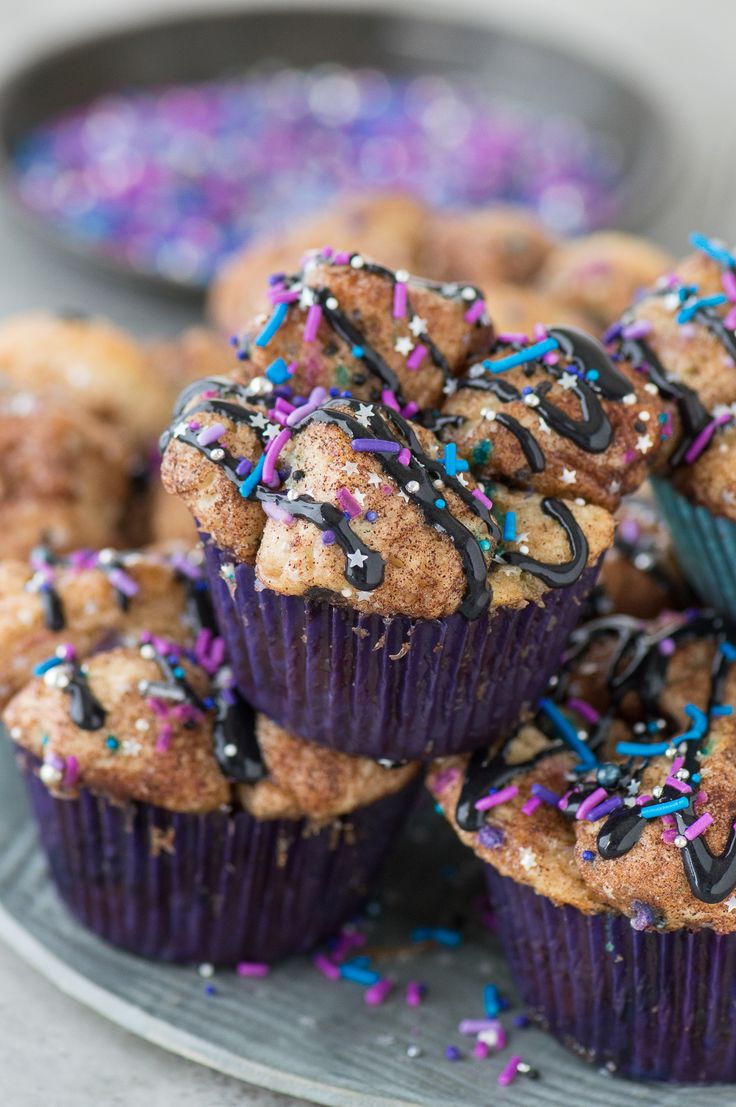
left=429, top=609, right=736, bottom=932
left=5, top=641, right=419, bottom=819
left=439, top=324, right=670, bottom=511
left=0, top=388, right=132, bottom=558
left=480, top=283, right=589, bottom=336
left=668, top=416, right=736, bottom=521
left=226, top=247, right=493, bottom=413
left=0, top=312, right=170, bottom=448
left=208, top=193, right=427, bottom=333
left=539, top=231, right=674, bottom=331
left=607, top=234, right=736, bottom=469
left=161, top=376, right=613, bottom=620
left=0, top=545, right=207, bottom=708
left=417, top=205, right=555, bottom=288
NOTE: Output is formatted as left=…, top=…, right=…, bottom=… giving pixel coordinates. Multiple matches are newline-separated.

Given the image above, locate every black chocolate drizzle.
left=164, top=387, right=592, bottom=618
left=456, top=326, right=632, bottom=467
left=456, top=610, right=736, bottom=904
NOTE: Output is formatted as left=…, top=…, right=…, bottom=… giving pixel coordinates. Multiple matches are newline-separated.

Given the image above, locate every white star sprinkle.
left=355, top=403, right=375, bottom=427
left=367, top=472, right=383, bottom=486
left=409, top=315, right=427, bottom=337
left=398, top=491, right=409, bottom=502
left=394, top=336, right=414, bottom=357
left=561, top=467, right=577, bottom=485
left=637, top=434, right=653, bottom=453
left=347, top=550, right=368, bottom=569
left=457, top=472, right=469, bottom=487
left=343, top=461, right=359, bottom=476
left=353, top=489, right=366, bottom=505
left=249, top=412, right=269, bottom=430
left=559, top=371, right=579, bottom=391
left=609, top=479, right=621, bottom=494
left=299, top=287, right=315, bottom=309
left=173, top=421, right=190, bottom=439
left=537, top=418, right=552, bottom=434
left=519, top=847, right=537, bottom=872
left=262, top=423, right=280, bottom=441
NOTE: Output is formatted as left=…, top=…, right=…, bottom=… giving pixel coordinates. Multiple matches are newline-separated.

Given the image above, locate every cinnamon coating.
left=230, top=249, right=493, bottom=412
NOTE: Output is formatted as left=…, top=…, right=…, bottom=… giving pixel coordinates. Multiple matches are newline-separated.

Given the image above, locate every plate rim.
left=0, top=0, right=674, bottom=298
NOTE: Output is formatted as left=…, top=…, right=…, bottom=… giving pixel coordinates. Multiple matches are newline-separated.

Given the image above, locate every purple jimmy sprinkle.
left=11, top=68, right=623, bottom=285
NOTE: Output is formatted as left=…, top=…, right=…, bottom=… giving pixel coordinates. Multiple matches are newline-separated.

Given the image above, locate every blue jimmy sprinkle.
left=254, top=302, right=288, bottom=347
left=483, top=336, right=558, bottom=374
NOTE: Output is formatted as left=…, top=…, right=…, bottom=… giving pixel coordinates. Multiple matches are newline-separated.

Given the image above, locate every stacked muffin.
left=8, top=218, right=734, bottom=1087
left=161, top=248, right=626, bottom=759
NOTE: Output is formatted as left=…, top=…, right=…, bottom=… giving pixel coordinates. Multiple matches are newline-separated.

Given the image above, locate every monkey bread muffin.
left=6, top=639, right=420, bottom=963
left=0, top=312, right=170, bottom=451
left=160, top=253, right=614, bottom=760
left=429, top=607, right=736, bottom=1082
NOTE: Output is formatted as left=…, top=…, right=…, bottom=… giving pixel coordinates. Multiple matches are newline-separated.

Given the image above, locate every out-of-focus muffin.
left=0, top=312, right=170, bottom=450
left=208, top=193, right=429, bottom=334
left=417, top=205, right=555, bottom=288
left=539, top=231, right=675, bottom=332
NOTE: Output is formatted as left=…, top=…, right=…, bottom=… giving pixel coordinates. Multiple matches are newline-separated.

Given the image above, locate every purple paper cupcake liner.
left=19, top=751, right=419, bottom=964
left=203, top=542, right=602, bottom=761
left=485, top=866, right=736, bottom=1083
left=652, top=477, right=736, bottom=622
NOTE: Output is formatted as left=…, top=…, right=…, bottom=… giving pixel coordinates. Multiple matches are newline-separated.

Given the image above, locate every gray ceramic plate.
left=0, top=4, right=671, bottom=297
left=0, top=739, right=728, bottom=1107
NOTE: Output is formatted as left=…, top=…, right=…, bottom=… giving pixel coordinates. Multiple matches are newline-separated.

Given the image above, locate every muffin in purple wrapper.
left=428, top=606, right=736, bottom=1082
left=160, top=249, right=617, bottom=759
left=5, top=639, right=420, bottom=964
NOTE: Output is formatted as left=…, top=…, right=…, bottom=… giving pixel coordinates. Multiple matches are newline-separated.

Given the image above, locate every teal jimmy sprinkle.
left=690, top=232, right=736, bottom=270
left=255, top=302, right=289, bottom=347
left=239, top=454, right=265, bottom=498
left=538, top=697, right=598, bottom=769
left=640, top=796, right=690, bottom=819
left=484, top=336, right=558, bottom=374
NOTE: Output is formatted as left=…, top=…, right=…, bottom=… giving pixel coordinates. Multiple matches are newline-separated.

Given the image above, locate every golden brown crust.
left=482, top=283, right=589, bottom=336
left=417, top=205, right=555, bottom=287
left=252, top=418, right=612, bottom=618
left=5, top=647, right=419, bottom=819
left=0, top=393, right=132, bottom=558
left=208, top=193, right=428, bottom=333
left=539, top=232, right=674, bottom=331
left=440, top=348, right=668, bottom=510
left=238, top=716, right=419, bottom=821
left=160, top=394, right=266, bottom=562
left=232, top=252, right=492, bottom=412
left=619, top=250, right=736, bottom=413
left=671, top=419, right=736, bottom=520
left=147, top=473, right=200, bottom=545
left=427, top=751, right=607, bottom=914
left=0, top=548, right=201, bottom=708
left=0, top=313, right=170, bottom=448
left=428, top=626, right=736, bottom=933
left=5, top=649, right=230, bottom=813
